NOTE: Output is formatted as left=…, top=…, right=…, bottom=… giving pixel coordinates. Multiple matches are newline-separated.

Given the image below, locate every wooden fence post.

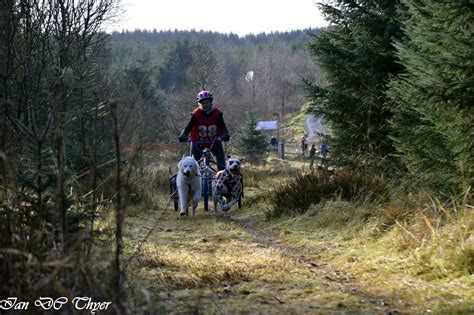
left=279, top=142, right=285, bottom=159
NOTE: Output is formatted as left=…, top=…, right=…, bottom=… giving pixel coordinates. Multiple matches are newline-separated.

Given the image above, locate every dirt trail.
left=124, top=206, right=399, bottom=314
left=227, top=215, right=399, bottom=312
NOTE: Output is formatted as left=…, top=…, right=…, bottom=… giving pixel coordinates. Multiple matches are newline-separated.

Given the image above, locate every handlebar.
left=180, top=136, right=226, bottom=169
left=181, top=136, right=223, bottom=153
left=185, top=136, right=222, bottom=144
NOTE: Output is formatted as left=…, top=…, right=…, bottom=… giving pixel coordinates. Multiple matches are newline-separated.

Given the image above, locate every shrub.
left=266, top=169, right=388, bottom=218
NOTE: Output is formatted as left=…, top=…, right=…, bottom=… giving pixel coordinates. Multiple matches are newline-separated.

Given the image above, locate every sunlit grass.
left=119, top=150, right=473, bottom=313
left=253, top=197, right=474, bottom=313
left=282, top=109, right=308, bottom=142
left=122, top=207, right=370, bottom=313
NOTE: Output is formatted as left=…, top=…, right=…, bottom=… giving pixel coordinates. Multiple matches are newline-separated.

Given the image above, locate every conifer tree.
left=388, top=0, right=474, bottom=197
left=306, top=0, right=404, bottom=170
left=235, top=110, right=268, bottom=160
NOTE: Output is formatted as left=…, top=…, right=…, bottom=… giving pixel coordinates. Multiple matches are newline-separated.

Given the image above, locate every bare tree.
left=0, top=0, right=121, bottom=301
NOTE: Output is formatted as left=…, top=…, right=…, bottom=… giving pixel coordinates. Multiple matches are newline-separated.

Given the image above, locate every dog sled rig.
left=169, top=137, right=243, bottom=213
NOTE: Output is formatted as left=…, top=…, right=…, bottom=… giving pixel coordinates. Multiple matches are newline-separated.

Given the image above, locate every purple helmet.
left=196, top=90, right=213, bottom=102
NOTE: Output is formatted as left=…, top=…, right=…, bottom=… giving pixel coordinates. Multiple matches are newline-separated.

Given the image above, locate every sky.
left=111, top=0, right=327, bottom=36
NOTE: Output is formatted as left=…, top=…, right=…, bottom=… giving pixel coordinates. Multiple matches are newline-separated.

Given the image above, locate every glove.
left=221, top=133, right=230, bottom=142
left=178, top=134, right=188, bottom=142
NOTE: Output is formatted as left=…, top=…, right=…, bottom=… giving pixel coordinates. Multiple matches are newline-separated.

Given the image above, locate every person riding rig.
left=178, top=90, right=230, bottom=171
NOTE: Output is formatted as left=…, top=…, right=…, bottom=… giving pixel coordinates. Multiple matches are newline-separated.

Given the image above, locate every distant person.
left=178, top=90, right=230, bottom=171
left=300, top=135, right=308, bottom=156
left=309, top=143, right=317, bottom=169
left=270, top=136, right=279, bottom=154
left=270, top=136, right=278, bottom=146
left=300, top=134, right=309, bottom=157
left=320, top=143, right=328, bottom=159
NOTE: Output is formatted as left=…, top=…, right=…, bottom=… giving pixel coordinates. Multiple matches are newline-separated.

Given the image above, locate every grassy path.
left=123, top=203, right=397, bottom=314
left=123, top=157, right=473, bottom=314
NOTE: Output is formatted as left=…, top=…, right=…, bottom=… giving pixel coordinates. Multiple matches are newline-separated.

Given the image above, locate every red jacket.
left=188, top=107, right=224, bottom=146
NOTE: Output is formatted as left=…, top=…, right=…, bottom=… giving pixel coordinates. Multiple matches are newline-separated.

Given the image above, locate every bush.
left=266, top=169, right=388, bottom=218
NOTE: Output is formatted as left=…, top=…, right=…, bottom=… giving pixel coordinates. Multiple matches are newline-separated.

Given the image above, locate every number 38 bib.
left=189, top=107, right=223, bottom=146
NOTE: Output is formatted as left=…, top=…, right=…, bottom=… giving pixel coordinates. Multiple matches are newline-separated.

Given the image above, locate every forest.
left=0, top=0, right=472, bottom=313
left=106, top=27, right=322, bottom=141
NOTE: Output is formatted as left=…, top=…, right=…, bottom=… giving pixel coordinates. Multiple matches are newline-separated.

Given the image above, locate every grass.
left=266, top=169, right=388, bottom=218
left=232, top=158, right=473, bottom=313
left=281, top=109, right=308, bottom=142
left=123, top=208, right=371, bottom=313
left=118, top=151, right=473, bottom=313
left=249, top=195, right=474, bottom=314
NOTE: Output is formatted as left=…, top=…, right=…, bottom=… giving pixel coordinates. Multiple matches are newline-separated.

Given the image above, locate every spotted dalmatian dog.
left=212, top=157, right=242, bottom=215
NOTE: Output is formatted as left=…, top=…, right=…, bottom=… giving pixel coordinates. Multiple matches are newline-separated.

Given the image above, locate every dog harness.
left=213, top=171, right=239, bottom=197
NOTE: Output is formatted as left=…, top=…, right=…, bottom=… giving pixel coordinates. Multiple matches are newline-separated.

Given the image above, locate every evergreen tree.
left=157, top=40, right=192, bottom=91
left=235, top=110, right=268, bottom=160
left=305, top=0, right=404, bottom=171
left=388, top=0, right=474, bottom=197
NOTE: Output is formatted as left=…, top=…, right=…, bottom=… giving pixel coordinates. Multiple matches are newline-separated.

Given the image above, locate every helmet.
left=196, top=90, right=213, bottom=102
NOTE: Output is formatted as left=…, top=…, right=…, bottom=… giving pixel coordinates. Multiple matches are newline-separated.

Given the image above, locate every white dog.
left=212, top=157, right=242, bottom=215
left=176, top=156, right=201, bottom=216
